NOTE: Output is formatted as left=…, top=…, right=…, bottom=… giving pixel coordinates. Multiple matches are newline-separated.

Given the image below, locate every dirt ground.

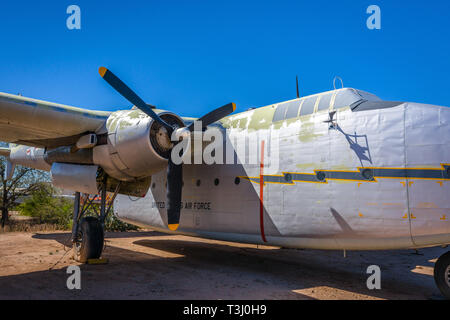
left=0, top=230, right=448, bottom=300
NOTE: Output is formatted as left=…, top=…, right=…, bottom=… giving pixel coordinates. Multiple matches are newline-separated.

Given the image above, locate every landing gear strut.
left=434, top=251, right=450, bottom=299
left=71, top=180, right=121, bottom=263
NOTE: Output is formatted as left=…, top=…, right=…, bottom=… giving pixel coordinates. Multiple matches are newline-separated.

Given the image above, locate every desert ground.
left=0, top=230, right=448, bottom=300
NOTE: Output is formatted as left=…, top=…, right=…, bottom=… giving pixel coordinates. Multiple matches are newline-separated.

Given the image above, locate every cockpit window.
left=284, top=100, right=301, bottom=119
left=272, top=100, right=301, bottom=122
left=333, top=89, right=363, bottom=109
left=299, top=96, right=316, bottom=116
left=356, top=90, right=381, bottom=101
left=271, top=88, right=387, bottom=123
left=272, top=103, right=288, bottom=122
left=317, top=94, right=332, bottom=111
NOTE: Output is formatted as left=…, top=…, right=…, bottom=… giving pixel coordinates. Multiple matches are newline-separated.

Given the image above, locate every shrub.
left=18, top=184, right=73, bottom=229
left=18, top=184, right=139, bottom=232
left=104, top=214, right=139, bottom=232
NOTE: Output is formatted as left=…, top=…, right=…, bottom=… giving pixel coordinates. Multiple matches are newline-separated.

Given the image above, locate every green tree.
left=18, top=183, right=73, bottom=228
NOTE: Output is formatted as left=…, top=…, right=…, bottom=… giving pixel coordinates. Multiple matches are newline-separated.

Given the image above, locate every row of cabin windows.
left=152, top=177, right=241, bottom=189
left=272, top=90, right=360, bottom=122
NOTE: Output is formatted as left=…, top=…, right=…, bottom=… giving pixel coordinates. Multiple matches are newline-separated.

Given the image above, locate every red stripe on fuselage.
left=260, top=140, right=267, bottom=243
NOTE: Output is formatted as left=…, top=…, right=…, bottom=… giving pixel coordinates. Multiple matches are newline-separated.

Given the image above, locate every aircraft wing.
left=0, top=92, right=110, bottom=148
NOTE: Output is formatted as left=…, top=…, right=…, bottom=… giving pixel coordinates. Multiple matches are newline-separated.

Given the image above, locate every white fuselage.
left=115, top=102, right=450, bottom=250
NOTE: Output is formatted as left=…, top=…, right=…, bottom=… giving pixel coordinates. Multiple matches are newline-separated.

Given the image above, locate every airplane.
left=0, top=67, right=449, bottom=299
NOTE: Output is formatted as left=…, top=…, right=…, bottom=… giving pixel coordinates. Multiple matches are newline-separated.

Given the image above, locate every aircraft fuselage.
left=115, top=100, right=450, bottom=250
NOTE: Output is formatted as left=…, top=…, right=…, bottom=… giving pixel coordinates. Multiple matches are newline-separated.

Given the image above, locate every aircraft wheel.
left=73, top=217, right=104, bottom=263
left=434, top=251, right=450, bottom=299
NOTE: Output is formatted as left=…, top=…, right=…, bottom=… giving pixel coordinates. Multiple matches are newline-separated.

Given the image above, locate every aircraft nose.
left=404, top=102, right=450, bottom=246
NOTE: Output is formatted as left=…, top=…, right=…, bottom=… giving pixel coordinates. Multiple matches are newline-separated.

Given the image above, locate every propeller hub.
left=149, top=112, right=185, bottom=159
left=155, top=126, right=173, bottom=150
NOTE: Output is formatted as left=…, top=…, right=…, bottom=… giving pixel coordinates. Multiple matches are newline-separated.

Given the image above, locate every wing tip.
left=168, top=223, right=179, bottom=231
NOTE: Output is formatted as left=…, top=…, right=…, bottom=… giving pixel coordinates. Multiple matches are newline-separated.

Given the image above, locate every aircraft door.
left=405, top=104, right=450, bottom=246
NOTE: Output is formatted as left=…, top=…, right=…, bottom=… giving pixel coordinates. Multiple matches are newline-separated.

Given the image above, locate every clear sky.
left=0, top=1, right=449, bottom=117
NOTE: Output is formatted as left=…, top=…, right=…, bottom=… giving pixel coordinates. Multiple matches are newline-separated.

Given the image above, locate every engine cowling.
left=93, top=109, right=184, bottom=181
left=50, top=163, right=152, bottom=197
left=9, top=145, right=51, bottom=171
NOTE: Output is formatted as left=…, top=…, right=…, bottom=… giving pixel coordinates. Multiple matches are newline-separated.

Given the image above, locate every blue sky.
left=0, top=1, right=449, bottom=117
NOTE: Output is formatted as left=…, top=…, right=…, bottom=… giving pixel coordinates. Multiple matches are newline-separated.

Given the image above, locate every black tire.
left=73, top=216, right=104, bottom=263
left=434, top=251, right=450, bottom=300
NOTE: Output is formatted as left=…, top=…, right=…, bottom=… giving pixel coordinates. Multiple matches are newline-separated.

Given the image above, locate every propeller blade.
left=99, top=67, right=174, bottom=132
left=186, top=102, right=236, bottom=132
left=166, top=156, right=183, bottom=231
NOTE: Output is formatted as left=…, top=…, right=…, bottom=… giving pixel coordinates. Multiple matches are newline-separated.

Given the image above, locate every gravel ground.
left=0, top=231, right=448, bottom=300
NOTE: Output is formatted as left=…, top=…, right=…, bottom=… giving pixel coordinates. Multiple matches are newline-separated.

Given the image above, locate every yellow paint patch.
left=410, top=214, right=417, bottom=219
left=358, top=212, right=364, bottom=217
left=357, top=183, right=362, bottom=188
left=441, top=215, right=447, bottom=221
left=402, top=213, right=408, bottom=219
left=168, top=224, right=179, bottom=231
left=416, top=202, right=439, bottom=209
left=383, top=203, right=402, bottom=207
left=437, top=181, right=444, bottom=187
left=409, top=181, right=414, bottom=187
left=400, top=181, right=406, bottom=187
left=295, top=163, right=317, bottom=169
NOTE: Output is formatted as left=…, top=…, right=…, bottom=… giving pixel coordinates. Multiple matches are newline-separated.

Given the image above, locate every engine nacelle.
left=51, top=163, right=99, bottom=194
left=51, top=163, right=151, bottom=197
left=93, top=109, right=184, bottom=181
left=9, top=145, right=51, bottom=171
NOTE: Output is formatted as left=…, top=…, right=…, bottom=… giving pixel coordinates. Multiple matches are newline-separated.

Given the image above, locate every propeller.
left=186, top=102, right=236, bottom=132
left=99, top=67, right=174, bottom=133
left=99, top=67, right=236, bottom=231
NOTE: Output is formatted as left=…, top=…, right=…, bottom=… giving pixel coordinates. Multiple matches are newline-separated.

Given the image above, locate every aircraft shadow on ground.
left=32, top=231, right=167, bottom=244
left=1, top=231, right=445, bottom=300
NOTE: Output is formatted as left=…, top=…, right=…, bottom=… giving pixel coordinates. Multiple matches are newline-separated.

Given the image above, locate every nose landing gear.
left=434, top=251, right=450, bottom=299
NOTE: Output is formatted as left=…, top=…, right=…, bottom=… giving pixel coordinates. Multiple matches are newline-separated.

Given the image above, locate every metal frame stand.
left=71, top=180, right=121, bottom=244
left=71, top=192, right=81, bottom=243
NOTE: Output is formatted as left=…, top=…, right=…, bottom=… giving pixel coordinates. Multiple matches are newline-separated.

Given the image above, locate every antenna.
left=333, top=76, right=344, bottom=90
left=296, top=76, right=300, bottom=98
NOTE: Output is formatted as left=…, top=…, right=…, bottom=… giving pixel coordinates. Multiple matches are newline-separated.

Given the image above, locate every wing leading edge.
left=0, top=92, right=110, bottom=148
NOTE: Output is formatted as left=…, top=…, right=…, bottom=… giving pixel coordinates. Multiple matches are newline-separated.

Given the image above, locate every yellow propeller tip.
left=168, top=224, right=179, bottom=231
left=99, top=67, right=108, bottom=77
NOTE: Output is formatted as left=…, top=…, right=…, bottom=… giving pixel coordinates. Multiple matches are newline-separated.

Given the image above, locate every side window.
left=317, top=94, right=332, bottom=111
left=284, top=101, right=301, bottom=119
left=334, top=90, right=361, bottom=109
left=299, top=97, right=316, bottom=116
left=272, top=103, right=288, bottom=122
